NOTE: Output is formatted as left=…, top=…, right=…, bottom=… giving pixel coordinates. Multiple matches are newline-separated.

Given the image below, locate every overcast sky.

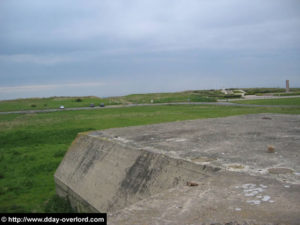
left=0, top=0, right=299, bottom=100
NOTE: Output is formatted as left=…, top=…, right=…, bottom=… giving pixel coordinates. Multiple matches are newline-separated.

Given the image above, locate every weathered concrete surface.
left=54, top=134, right=217, bottom=213
left=54, top=113, right=300, bottom=224
left=110, top=172, right=300, bottom=225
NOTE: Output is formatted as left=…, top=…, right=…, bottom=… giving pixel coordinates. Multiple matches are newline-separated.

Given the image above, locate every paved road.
left=0, top=102, right=299, bottom=115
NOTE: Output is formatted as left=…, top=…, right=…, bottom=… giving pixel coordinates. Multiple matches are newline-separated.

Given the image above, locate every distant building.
left=221, top=88, right=227, bottom=94
left=286, top=80, right=290, bottom=93
left=221, top=88, right=233, bottom=95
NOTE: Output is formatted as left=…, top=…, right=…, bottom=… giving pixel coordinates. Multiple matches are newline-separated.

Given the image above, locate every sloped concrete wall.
left=54, top=132, right=216, bottom=213
left=54, top=114, right=300, bottom=224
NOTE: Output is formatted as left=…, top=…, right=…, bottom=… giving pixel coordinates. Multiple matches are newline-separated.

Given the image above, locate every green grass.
left=0, top=96, right=122, bottom=112
left=1, top=104, right=300, bottom=213
left=242, top=88, right=286, bottom=95
left=0, top=90, right=225, bottom=112
left=273, top=92, right=300, bottom=96
left=241, top=88, right=300, bottom=96
left=232, top=97, right=300, bottom=105
left=122, top=91, right=218, bottom=104
left=2, top=88, right=300, bottom=112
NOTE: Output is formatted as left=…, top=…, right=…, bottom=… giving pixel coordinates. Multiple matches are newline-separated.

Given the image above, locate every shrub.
left=224, top=94, right=242, bottom=99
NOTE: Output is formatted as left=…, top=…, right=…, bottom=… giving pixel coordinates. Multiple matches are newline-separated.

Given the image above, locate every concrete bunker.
left=54, top=114, right=300, bottom=224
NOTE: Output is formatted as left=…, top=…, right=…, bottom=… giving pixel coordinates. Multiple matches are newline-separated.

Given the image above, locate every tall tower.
left=286, top=80, right=290, bottom=93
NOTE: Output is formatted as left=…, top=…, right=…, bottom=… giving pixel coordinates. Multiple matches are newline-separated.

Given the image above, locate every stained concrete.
left=54, top=113, right=300, bottom=224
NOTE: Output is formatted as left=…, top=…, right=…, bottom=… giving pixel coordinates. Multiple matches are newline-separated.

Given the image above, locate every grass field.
left=1, top=104, right=300, bottom=213
left=241, top=88, right=300, bottom=95
left=121, top=90, right=219, bottom=104
left=2, top=88, right=300, bottom=113
left=232, top=97, right=300, bottom=105
left=273, top=92, right=300, bottom=96
left=0, top=96, right=122, bottom=112
left=0, top=90, right=225, bottom=112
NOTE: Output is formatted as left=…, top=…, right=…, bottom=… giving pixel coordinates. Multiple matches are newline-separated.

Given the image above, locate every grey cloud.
left=0, top=0, right=299, bottom=99
left=1, top=0, right=299, bottom=53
